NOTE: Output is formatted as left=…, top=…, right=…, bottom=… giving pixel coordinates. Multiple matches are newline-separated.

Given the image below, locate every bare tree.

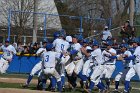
left=0, top=0, right=62, bottom=42
left=0, top=0, right=34, bottom=42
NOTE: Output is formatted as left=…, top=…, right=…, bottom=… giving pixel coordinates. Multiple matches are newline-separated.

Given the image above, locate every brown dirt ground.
left=0, top=88, right=56, bottom=93
left=0, top=77, right=57, bottom=93
left=0, top=77, right=38, bottom=84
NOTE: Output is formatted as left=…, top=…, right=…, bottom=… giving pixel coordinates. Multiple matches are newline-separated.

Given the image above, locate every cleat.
left=128, top=86, right=132, bottom=92
left=111, top=89, right=121, bottom=93
left=62, top=85, right=65, bottom=92
left=84, top=89, right=92, bottom=93
left=122, top=90, right=130, bottom=93
left=99, top=89, right=108, bottom=93
left=51, top=87, right=56, bottom=92
left=21, top=84, right=28, bottom=88
left=42, top=89, right=46, bottom=91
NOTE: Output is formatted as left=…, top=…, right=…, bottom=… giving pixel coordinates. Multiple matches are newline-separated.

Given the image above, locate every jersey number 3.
left=45, top=55, right=49, bottom=62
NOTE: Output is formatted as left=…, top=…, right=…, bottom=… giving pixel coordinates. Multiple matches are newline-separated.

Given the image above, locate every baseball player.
left=65, top=35, right=83, bottom=89
left=52, top=31, right=71, bottom=91
left=43, top=43, right=62, bottom=92
left=0, top=39, right=16, bottom=74
left=101, top=41, right=117, bottom=90
left=80, top=40, right=93, bottom=87
left=85, top=41, right=106, bottom=93
left=22, top=40, right=47, bottom=88
left=122, top=40, right=140, bottom=93
left=114, top=44, right=133, bottom=92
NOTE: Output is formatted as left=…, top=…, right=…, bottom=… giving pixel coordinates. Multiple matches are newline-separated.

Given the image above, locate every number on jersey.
left=45, top=55, right=49, bottom=62
left=61, top=44, right=64, bottom=50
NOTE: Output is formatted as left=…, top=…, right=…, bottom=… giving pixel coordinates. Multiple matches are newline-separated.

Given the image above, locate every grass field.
left=0, top=73, right=139, bottom=93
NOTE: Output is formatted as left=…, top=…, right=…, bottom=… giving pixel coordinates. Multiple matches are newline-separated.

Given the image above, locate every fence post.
left=8, top=8, right=11, bottom=41
left=44, top=14, right=47, bottom=39
left=80, top=16, right=83, bottom=36
left=23, top=36, right=26, bottom=45
left=109, top=17, right=112, bottom=29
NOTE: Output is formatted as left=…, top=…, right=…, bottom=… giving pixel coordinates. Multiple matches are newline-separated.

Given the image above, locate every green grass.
left=0, top=74, right=139, bottom=93
left=0, top=82, right=139, bottom=93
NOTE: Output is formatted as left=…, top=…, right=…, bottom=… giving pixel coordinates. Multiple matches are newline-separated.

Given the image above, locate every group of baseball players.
left=0, top=29, right=140, bottom=93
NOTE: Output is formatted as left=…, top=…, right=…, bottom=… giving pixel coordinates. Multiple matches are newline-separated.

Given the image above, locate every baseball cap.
left=42, top=38, right=48, bottom=43
left=53, top=31, right=60, bottom=38
left=120, top=44, right=128, bottom=48
left=5, top=39, right=10, bottom=43
left=66, top=36, right=72, bottom=42
left=130, top=38, right=139, bottom=43
left=92, top=41, right=99, bottom=46
left=105, top=41, right=112, bottom=46
left=46, top=43, right=53, bottom=51
left=105, top=26, right=108, bottom=29
left=83, top=39, right=89, bottom=44
left=125, top=20, right=130, bottom=23
left=59, top=29, right=66, bottom=37
left=72, top=35, right=78, bottom=38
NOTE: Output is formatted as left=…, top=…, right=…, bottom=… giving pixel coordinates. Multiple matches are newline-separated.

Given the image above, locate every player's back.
left=1, top=45, right=16, bottom=60
left=43, top=51, right=57, bottom=68
left=53, top=38, right=67, bottom=52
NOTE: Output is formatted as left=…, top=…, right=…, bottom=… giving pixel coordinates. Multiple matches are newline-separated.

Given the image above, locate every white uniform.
left=102, top=48, right=116, bottom=79
left=53, top=38, right=70, bottom=64
left=102, top=30, right=112, bottom=41
left=30, top=48, right=46, bottom=76
left=43, top=51, right=61, bottom=81
left=90, top=48, right=104, bottom=85
left=66, top=43, right=83, bottom=76
left=115, top=50, right=133, bottom=81
left=82, top=46, right=93, bottom=77
left=53, top=38, right=70, bottom=76
left=0, top=45, right=16, bottom=73
left=60, top=40, right=70, bottom=64
left=125, top=46, right=140, bottom=81
left=53, top=38, right=70, bottom=53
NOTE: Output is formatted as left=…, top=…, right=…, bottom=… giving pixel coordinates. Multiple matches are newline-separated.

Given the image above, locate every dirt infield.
left=0, top=88, right=57, bottom=93
left=0, top=77, right=58, bottom=93
left=0, top=77, right=38, bottom=84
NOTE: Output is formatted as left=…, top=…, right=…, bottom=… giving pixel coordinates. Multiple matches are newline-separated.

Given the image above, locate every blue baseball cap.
left=53, top=31, right=60, bottom=38
left=72, top=35, right=78, bottom=38
left=106, top=41, right=112, bottom=46
left=5, top=39, right=10, bottom=43
left=83, top=39, right=89, bottom=43
left=120, top=44, right=128, bottom=48
left=46, top=43, right=53, bottom=51
left=42, top=38, right=48, bottom=43
left=92, top=41, right=99, bottom=46
left=59, top=29, right=66, bottom=37
left=130, top=38, right=139, bottom=43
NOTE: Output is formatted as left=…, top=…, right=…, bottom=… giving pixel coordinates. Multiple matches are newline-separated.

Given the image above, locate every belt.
left=2, top=57, right=8, bottom=61
left=93, top=64, right=104, bottom=67
left=74, top=58, right=81, bottom=61
left=134, top=62, right=140, bottom=64
left=105, top=64, right=115, bottom=65
left=124, top=67, right=130, bottom=69
left=44, top=67, right=53, bottom=69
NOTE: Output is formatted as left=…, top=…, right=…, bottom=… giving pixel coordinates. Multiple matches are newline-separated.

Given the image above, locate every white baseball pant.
left=0, top=57, right=9, bottom=74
